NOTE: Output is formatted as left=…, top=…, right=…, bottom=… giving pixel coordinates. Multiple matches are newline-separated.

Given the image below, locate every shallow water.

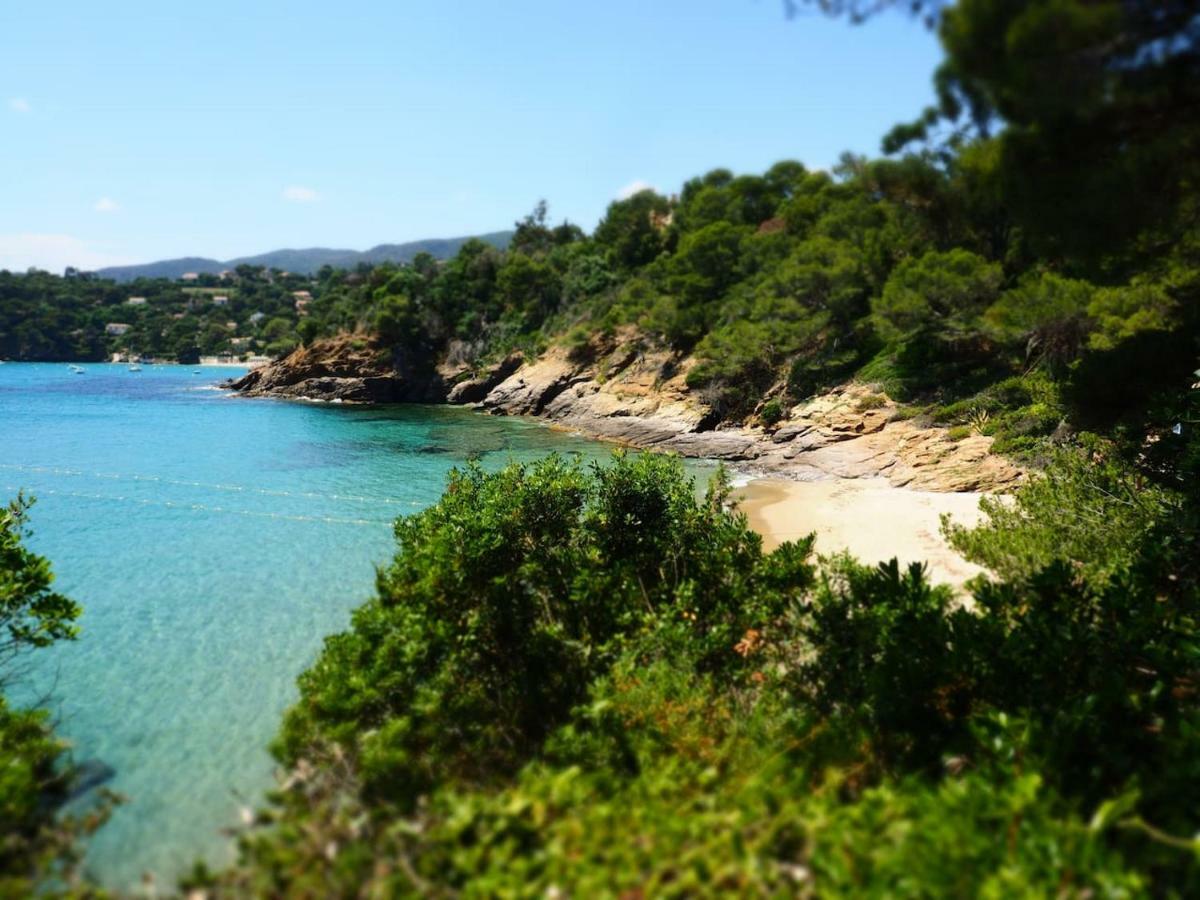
left=0, top=363, right=715, bottom=888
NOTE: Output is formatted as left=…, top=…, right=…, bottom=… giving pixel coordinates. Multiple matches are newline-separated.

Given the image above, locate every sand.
left=737, top=477, right=990, bottom=587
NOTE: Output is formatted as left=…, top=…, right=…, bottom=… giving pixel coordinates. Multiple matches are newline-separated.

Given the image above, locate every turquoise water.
left=0, top=363, right=713, bottom=889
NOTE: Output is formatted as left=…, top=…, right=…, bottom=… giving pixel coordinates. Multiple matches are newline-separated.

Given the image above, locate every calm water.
left=0, top=362, right=713, bottom=888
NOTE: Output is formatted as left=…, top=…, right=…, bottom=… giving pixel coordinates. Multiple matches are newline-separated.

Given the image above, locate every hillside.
left=222, top=148, right=1198, bottom=478
left=93, top=231, right=513, bottom=281
left=90, top=256, right=228, bottom=280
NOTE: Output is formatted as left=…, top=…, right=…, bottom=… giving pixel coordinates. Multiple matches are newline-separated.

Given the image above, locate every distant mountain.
left=94, top=231, right=513, bottom=282
left=225, top=247, right=361, bottom=272
left=93, top=256, right=228, bottom=281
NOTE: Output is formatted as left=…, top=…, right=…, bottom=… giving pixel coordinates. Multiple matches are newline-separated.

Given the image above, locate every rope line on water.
left=1, top=482, right=395, bottom=527
left=0, top=462, right=424, bottom=508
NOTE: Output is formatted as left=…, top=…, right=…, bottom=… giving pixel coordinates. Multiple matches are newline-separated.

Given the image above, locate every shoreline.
left=225, top=336, right=1025, bottom=494
left=736, top=476, right=988, bottom=588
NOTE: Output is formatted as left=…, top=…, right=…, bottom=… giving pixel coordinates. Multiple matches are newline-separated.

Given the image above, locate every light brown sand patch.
left=737, top=477, right=988, bottom=587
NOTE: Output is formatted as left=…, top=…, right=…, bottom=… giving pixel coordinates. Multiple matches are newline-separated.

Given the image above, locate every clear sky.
left=0, top=1, right=942, bottom=272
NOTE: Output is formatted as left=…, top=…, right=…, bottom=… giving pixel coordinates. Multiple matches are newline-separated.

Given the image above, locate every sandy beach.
left=737, top=477, right=989, bottom=587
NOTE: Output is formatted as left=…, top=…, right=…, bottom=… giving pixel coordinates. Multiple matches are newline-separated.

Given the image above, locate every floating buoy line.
left=1, top=482, right=395, bottom=528
left=0, top=461, right=428, bottom=527
left=0, top=462, right=424, bottom=508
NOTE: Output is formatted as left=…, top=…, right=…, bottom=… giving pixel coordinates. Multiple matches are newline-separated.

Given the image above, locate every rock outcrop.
left=228, top=331, right=1023, bottom=493
left=225, top=334, right=446, bottom=403
left=464, top=336, right=1022, bottom=491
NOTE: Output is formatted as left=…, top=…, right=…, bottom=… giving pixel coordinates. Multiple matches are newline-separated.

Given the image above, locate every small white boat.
left=68, top=364, right=85, bottom=375
left=128, top=363, right=142, bottom=372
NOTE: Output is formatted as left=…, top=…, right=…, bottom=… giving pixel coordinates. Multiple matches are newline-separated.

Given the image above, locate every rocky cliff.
left=228, top=332, right=1023, bottom=492
left=226, top=334, right=446, bottom=403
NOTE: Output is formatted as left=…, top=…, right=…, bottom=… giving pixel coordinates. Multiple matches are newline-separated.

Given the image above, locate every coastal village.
left=45, top=265, right=319, bottom=365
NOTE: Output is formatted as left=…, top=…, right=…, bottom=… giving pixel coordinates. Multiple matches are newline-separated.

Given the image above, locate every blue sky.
left=0, top=1, right=941, bottom=272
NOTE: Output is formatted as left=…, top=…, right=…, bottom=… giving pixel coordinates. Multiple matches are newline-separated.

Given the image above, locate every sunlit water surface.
left=0, top=363, right=716, bottom=888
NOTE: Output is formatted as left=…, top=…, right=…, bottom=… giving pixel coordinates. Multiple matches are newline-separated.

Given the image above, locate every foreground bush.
left=274, top=452, right=811, bottom=806
left=198, top=448, right=1200, bottom=896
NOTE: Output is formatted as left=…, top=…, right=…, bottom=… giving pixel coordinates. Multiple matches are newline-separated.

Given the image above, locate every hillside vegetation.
left=0, top=266, right=316, bottom=362
left=266, top=71, right=1194, bottom=459
left=263, top=145, right=1195, bottom=460
left=0, top=233, right=511, bottom=363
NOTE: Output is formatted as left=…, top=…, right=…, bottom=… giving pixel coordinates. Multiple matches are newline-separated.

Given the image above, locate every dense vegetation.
left=0, top=266, right=317, bottom=363
left=0, top=236, right=514, bottom=362
left=188, top=421, right=1199, bottom=894
left=0, top=495, right=109, bottom=897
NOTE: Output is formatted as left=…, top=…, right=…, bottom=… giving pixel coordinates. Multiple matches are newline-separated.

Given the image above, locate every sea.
left=0, top=362, right=717, bottom=889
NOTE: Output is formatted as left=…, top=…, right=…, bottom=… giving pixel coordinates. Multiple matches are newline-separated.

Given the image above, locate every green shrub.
left=273, top=453, right=813, bottom=807
left=943, top=443, right=1177, bottom=586
left=218, top=662, right=1140, bottom=897
left=760, top=398, right=784, bottom=426
left=890, top=403, right=925, bottom=421
left=923, top=371, right=1065, bottom=458
left=796, top=553, right=1199, bottom=801
left=563, top=324, right=592, bottom=360
left=855, top=392, right=887, bottom=411
left=854, top=347, right=917, bottom=401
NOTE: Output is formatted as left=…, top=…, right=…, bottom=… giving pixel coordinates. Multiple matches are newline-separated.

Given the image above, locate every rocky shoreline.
left=226, top=334, right=1023, bottom=493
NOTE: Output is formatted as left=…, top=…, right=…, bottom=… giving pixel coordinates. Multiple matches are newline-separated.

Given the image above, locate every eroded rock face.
left=479, top=338, right=707, bottom=444
left=480, top=354, right=583, bottom=416
left=444, top=354, right=523, bottom=404
left=885, top=429, right=1023, bottom=492
left=228, top=333, right=1023, bottom=493
left=747, top=385, right=1023, bottom=491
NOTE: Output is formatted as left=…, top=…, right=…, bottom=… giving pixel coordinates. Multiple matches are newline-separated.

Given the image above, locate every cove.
left=0, top=363, right=715, bottom=888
